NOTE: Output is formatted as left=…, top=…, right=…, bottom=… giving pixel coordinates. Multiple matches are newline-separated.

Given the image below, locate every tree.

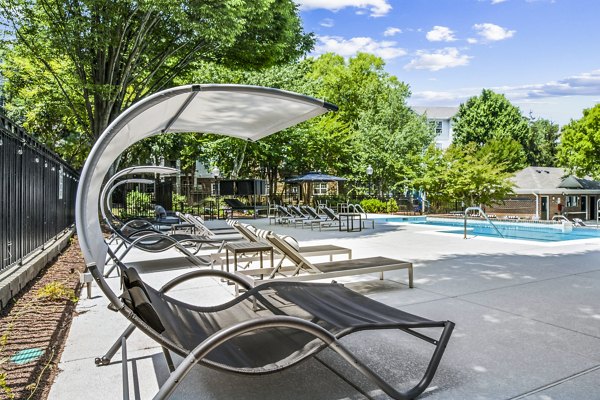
left=310, top=53, right=433, bottom=195
left=445, top=143, right=515, bottom=207
left=411, top=143, right=515, bottom=209
left=557, top=104, right=600, bottom=179
left=0, top=0, right=313, bottom=167
left=452, top=89, right=530, bottom=168
left=525, top=115, right=560, bottom=167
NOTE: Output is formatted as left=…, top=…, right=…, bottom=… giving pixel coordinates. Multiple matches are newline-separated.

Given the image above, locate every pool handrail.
left=463, top=206, right=504, bottom=239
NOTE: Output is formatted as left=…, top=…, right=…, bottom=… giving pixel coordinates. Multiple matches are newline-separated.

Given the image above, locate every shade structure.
left=76, top=84, right=337, bottom=271
left=285, top=172, right=347, bottom=183
left=285, top=172, right=347, bottom=203
left=99, top=166, right=179, bottom=222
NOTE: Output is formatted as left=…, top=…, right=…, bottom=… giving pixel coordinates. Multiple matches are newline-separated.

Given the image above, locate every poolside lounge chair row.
left=271, top=204, right=375, bottom=230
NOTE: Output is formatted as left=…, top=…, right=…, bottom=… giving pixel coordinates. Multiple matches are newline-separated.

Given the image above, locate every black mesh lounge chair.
left=96, top=264, right=453, bottom=400
left=222, top=198, right=267, bottom=216
left=236, top=234, right=413, bottom=286
left=176, top=212, right=241, bottom=237
left=311, top=206, right=343, bottom=230
left=275, top=205, right=303, bottom=224
left=102, top=228, right=219, bottom=277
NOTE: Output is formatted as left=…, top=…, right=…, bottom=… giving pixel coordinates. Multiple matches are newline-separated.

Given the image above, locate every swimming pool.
left=384, top=216, right=600, bottom=242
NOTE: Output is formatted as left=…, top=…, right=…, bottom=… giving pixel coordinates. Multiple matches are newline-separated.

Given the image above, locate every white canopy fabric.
left=76, top=84, right=337, bottom=270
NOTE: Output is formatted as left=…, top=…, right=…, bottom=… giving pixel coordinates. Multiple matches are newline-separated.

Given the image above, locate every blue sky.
left=298, top=0, right=600, bottom=126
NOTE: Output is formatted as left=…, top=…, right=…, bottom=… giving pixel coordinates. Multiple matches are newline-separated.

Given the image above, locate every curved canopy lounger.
left=76, top=84, right=454, bottom=400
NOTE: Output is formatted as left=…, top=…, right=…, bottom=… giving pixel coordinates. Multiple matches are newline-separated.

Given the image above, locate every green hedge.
left=360, top=198, right=398, bottom=213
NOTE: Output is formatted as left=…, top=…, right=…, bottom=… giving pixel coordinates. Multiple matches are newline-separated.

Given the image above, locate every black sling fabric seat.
left=102, top=227, right=221, bottom=277
left=148, top=279, right=442, bottom=372
left=102, top=266, right=454, bottom=399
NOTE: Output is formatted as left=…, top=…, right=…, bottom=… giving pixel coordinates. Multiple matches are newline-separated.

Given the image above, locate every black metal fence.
left=0, top=110, right=79, bottom=272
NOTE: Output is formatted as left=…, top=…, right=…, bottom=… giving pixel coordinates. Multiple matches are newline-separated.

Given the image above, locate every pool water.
left=384, top=216, right=600, bottom=242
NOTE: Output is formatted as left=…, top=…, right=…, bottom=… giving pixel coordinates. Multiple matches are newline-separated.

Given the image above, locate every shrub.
left=360, top=198, right=385, bottom=213
left=126, top=190, right=152, bottom=216
left=386, top=198, right=399, bottom=213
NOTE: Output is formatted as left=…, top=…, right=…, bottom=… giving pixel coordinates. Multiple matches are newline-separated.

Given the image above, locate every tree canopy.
left=0, top=0, right=312, bottom=167
left=557, top=103, right=600, bottom=179
left=451, top=89, right=530, bottom=170
left=412, top=142, right=515, bottom=209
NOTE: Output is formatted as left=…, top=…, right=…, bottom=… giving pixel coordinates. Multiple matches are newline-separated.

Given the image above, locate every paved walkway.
left=49, top=217, right=600, bottom=399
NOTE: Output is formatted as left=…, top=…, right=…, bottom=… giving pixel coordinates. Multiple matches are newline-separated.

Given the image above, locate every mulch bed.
left=0, top=236, right=85, bottom=400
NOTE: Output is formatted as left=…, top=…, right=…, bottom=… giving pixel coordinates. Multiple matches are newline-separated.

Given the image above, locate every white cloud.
left=467, top=37, right=478, bottom=44
left=411, top=69, right=600, bottom=106
left=473, top=23, right=515, bottom=42
left=314, top=36, right=407, bottom=60
left=296, top=0, right=392, bottom=17
left=426, top=26, right=457, bottom=42
left=491, top=0, right=507, bottom=4
left=384, top=27, right=402, bottom=37
left=404, top=48, right=471, bottom=71
left=320, top=18, right=334, bottom=28
left=411, top=70, right=600, bottom=124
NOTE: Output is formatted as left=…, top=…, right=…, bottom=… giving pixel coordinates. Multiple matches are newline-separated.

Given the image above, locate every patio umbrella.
left=284, top=172, right=347, bottom=183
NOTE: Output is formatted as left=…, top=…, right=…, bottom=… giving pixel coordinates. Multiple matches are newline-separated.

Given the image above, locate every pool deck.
left=49, top=216, right=600, bottom=399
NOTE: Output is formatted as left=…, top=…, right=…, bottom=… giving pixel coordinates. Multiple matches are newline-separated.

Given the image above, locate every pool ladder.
left=463, top=206, right=504, bottom=239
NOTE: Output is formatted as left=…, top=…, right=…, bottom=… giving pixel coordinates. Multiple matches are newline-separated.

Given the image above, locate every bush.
left=360, top=198, right=385, bottom=213
left=126, top=190, right=152, bottom=216
left=386, top=198, right=399, bottom=213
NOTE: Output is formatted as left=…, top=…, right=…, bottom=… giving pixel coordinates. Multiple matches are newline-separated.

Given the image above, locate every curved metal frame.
left=94, top=261, right=454, bottom=400
left=99, top=166, right=178, bottom=226
left=104, top=178, right=154, bottom=216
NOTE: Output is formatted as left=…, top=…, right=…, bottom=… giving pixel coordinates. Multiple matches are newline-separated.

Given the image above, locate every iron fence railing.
left=0, top=110, right=79, bottom=273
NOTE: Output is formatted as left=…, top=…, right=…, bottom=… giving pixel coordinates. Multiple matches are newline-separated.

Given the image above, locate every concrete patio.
left=49, top=218, right=600, bottom=400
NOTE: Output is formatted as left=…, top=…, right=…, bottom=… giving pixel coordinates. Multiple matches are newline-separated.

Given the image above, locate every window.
left=313, top=182, right=328, bottom=195
left=429, top=120, right=443, bottom=136
left=434, top=120, right=443, bottom=136
left=566, top=195, right=578, bottom=207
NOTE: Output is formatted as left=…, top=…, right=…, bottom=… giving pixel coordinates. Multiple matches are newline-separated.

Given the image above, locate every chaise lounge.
left=235, top=234, right=413, bottom=286
left=76, top=84, right=454, bottom=400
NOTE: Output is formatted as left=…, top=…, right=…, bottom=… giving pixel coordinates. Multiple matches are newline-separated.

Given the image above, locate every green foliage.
left=386, top=198, right=399, bottom=213
left=126, top=190, right=152, bottom=216
left=412, top=143, right=515, bottom=209
left=36, top=282, right=78, bottom=303
left=310, top=52, right=432, bottom=194
left=172, top=192, right=187, bottom=207
left=453, top=89, right=529, bottom=146
left=358, top=198, right=398, bottom=213
left=0, top=0, right=312, bottom=167
left=453, top=89, right=544, bottom=171
left=557, top=104, right=600, bottom=179
left=0, top=372, right=13, bottom=399
left=526, top=116, right=560, bottom=167
left=477, top=138, right=527, bottom=172
left=360, top=198, right=386, bottom=213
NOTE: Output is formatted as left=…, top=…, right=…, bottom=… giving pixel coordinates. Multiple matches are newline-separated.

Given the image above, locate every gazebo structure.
left=284, top=171, right=346, bottom=204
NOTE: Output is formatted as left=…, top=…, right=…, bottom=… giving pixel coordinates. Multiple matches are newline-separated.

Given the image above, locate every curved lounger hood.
left=76, top=84, right=337, bottom=272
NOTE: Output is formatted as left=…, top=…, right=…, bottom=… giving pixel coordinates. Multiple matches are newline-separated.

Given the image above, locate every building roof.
left=512, top=167, right=600, bottom=193
left=411, top=106, right=459, bottom=120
